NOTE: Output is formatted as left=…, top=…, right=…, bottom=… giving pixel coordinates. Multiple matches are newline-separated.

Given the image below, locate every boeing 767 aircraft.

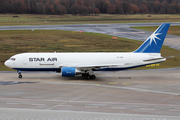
left=4, top=23, right=170, bottom=79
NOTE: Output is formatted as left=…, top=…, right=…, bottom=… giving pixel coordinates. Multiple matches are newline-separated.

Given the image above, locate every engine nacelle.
left=61, top=67, right=81, bottom=76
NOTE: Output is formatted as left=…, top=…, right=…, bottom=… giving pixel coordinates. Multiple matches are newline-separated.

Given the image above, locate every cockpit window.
left=9, top=58, right=16, bottom=61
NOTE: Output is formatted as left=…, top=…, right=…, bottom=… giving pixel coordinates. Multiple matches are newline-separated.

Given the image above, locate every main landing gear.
left=17, top=71, right=22, bottom=78
left=82, top=70, right=96, bottom=79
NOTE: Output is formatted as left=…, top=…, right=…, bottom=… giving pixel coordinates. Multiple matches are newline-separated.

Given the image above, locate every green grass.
left=1, top=14, right=180, bottom=26
left=0, top=30, right=180, bottom=71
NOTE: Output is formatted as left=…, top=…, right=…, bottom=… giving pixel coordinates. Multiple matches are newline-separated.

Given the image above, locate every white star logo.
left=148, top=32, right=162, bottom=45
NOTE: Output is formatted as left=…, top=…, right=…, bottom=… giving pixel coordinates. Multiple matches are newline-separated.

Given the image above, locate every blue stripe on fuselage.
left=13, top=68, right=60, bottom=71
left=13, top=61, right=162, bottom=72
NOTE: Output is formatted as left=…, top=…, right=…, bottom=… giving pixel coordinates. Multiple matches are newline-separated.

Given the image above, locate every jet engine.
left=61, top=67, right=81, bottom=76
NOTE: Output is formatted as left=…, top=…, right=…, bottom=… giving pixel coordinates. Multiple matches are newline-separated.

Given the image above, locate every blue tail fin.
left=134, top=23, right=170, bottom=53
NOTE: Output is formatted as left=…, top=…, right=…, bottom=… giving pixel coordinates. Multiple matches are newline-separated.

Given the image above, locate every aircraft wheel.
left=19, top=74, right=22, bottom=78
left=82, top=73, right=86, bottom=77
left=91, top=75, right=96, bottom=79
left=86, top=75, right=91, bottom=79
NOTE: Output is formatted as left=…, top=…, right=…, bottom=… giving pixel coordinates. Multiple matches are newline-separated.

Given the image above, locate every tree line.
left=0, top=0, right=180, bottom=15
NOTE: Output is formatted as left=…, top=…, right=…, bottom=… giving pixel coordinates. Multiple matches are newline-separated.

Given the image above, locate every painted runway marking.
left=58, top=105, right=72, bottom=107
left=140, top=108, right=155, bottom=111
left=113, top=32, right=145, bottom=34
left=108, top=82, right=119, bottom=85
left=112, top=107, right=126, bottom=109
left=1, top=97, right=180, bottom=107
left=0, top=107, right=180, bottom=120
left=133, top=105, right=147, bottom=107
left=85, top=106, right=99, bottom=108
left=6, top=103, right=19, bottom=105
left=121, top=83, right=132, bottom=85
left=42, top=81, right=180, bottom=96
left=32, top=104, right=46, bottom=106
left=169, top=109, right=180, bottom=112
left=86, top=104, right=106, bottom=106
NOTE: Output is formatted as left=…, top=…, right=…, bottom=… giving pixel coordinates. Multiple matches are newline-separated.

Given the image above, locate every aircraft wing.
left=77, top=63, right=125, bottom=68
left=59, top=63, right=126, bottom=69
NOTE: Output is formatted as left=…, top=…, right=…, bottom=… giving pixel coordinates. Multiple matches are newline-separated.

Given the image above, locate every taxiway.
left=0, top=68, right=180, bottom=119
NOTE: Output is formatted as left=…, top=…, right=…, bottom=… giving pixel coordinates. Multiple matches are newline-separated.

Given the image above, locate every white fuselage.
left=4, top=52, right=165, bottom=71
left=3, top=23, right=170, bottom=79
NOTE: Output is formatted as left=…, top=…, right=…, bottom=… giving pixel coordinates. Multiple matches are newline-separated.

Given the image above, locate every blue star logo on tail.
left=134, top=23, right=170, bottom=53
left=148, top=33, right=162, bottom=45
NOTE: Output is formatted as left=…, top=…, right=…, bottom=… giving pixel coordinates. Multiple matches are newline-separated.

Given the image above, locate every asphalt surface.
left=1, top=23, right=180, bottom=119
left=0, top=68, right=180, bottom=119
left=0, top=23, right=180, bottom=50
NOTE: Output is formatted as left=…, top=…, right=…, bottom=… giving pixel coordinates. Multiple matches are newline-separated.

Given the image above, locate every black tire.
left=19, top=75, right=22, bottom=78
left=91, top=75, right=96, bottom=79
left=82, top=73, right=86, bottom=77
left=86, top=75, right=91, bottom=79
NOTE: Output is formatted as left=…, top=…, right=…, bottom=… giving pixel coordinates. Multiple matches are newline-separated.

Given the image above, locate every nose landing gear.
left=17, top=71, right=22, bottom=78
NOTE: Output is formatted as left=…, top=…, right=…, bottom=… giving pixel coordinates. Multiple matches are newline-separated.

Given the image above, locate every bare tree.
left=139, top=4, right=149, bottom=14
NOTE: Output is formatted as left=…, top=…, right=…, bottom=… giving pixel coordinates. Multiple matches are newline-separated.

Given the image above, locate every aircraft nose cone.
left=4, top=60, right=8, bottom=66
left=4, top=60, right=11, bottom=68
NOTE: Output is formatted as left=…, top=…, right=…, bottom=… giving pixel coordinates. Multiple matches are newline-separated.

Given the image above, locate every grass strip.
left=0, top=30, right=180, bottom=71
left=0, top=14, right=180, bottom=26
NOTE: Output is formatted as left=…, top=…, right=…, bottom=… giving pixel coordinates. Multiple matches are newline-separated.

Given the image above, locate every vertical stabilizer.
left=134, top=23, right=170, bottom=53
